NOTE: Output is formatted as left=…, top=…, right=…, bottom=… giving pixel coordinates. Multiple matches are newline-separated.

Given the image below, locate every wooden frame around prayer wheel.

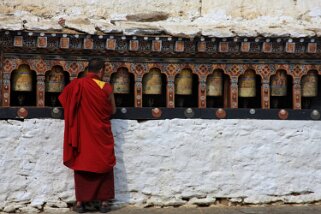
left=45, top=66, right=69, bottom=107
left=270, top=70, right=293, bottom=109
left=110, top=67, right=135, bottom=107
left=10, top=64, right=37, bottom=106
left=301, top=70, right=319, bottom=109
left=142, top=68, right=167, bottom=107
left=1, top=30, right=321, bottom=120
left=238, top=70, right=261, bottom=108
left=206, top=69, right=229, bottom=108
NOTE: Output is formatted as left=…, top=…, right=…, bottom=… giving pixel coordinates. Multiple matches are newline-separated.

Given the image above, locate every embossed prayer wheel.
left=302, top=71, right=318, bottom=97
left=111, top=68, right=130, bottom=94
left=206, top=70, right=223, bottom=96
left=12, top=65, right=33, bottom=92
left=143, top=69, right=162, bottom=95
left=45, top=66, right=65, bottom=92
left=238, top=71, right=256, bottom=97
left=175, top=69, right=193, bottom=95
left=271, top=70, right=287, bottom=96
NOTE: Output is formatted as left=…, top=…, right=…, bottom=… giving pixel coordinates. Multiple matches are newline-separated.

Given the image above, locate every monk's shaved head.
left=88, top=58, right=105, bottom=73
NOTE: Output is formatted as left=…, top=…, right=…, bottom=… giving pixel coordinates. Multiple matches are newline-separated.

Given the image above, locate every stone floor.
left=56, top=205, right=321, bottom=214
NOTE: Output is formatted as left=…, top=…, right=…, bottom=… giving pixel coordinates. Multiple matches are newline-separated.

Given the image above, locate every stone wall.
left=0, top=0, right=321, bottom=37
left=1, top=118, right=321, bottom=212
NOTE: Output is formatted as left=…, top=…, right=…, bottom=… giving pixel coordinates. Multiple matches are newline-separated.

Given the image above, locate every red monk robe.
left=59, top=72, right=116, bottom=202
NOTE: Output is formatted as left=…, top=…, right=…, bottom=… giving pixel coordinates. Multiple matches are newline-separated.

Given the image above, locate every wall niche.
left=10, top=64, right=36, bottom=106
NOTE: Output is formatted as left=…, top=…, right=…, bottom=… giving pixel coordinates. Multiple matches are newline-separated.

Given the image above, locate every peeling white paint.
left=1, top=118, right=321, bottom=212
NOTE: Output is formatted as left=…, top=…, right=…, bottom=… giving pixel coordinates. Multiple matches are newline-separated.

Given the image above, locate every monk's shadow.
left=111, top=119, right=130, bottom=208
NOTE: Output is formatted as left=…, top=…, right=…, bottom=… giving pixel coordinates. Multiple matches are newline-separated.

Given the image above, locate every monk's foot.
left=73, top=201, right=86, bottom=213
left=99, top=201, right=111, bottom=213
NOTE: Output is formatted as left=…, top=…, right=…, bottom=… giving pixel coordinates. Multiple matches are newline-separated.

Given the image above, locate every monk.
left=59, top=58, right=116, bottom=213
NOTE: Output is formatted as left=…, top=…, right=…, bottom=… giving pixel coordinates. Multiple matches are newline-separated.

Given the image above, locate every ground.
left=57, top=205, right=321, bottom=214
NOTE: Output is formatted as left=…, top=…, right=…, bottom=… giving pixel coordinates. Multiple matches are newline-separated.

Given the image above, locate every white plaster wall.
left=1, top=118, right=321, bottom=212
left=1, top=0, right=321, bottom=37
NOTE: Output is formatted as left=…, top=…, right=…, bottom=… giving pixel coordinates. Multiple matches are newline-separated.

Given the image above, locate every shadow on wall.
left=112, top=119, right=130, bottom=204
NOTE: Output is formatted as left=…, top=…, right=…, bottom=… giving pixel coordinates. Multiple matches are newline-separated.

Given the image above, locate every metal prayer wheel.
left=271, top=70, right=287, bottom=96
left=206, top=70, right=223, bottom=96
left=238, top=71, right=256, bottom=97
left=111, top=68, right=130, bottom=94
left=302, top=71, right=318, bottom=97
left=12, top=64, right=33, bottom=92
left=143, top=69, right=162, bottom=95
left=175, top=69, right=193, bottom=95
left=45, top=66, right=65, bottom=92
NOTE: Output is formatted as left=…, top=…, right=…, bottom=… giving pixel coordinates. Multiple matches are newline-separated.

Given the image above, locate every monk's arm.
left=109, top=93, right=116, bottom=114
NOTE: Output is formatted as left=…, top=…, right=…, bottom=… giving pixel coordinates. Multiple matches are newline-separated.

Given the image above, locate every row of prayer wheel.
left=112, top=68, right=223, bottom=96
left=10, top=65, right=319, bottom=101
left=111, top=68, right=165, bottom=95
left=238, top=70, right=318, bottom=98
left=112, top=69, right=318, bottom=98
left=12, top=65, right=66, bottom=93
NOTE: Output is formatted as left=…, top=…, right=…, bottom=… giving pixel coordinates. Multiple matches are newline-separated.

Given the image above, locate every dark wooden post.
left=261, top=80, right=270, bottom=109
left=166, top=75, right=175, bottom=108
left=293, top=77, right=302, bottom=110
left=230, top=76, right=238, bottom=108
left=198, top=75, right=207, bottom=108
left=36, top=75, right=45, bottom=107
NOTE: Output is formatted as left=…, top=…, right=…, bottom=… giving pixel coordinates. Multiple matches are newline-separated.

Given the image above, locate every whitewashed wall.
left=1, top=118, right=321, bottom=212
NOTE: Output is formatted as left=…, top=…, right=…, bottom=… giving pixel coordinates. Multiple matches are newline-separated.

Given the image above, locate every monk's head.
left=88, top=58, right=105, bottom=78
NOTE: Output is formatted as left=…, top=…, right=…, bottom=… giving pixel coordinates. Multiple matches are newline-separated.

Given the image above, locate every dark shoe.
left=99, top=201, right=111, bottom=213
left=73, top=202, right=86, bottom=213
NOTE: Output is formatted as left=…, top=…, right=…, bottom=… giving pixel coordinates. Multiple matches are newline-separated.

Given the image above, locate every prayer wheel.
left=206, top=70, right=223, bottom=96
left=271, top=70, right=287, bottom=96
left=302, top=71, right=318, bottom=97
left=238, top=71, right=256, bottom=97
left=12, top=65, right=33, bottom=92
left=111, top=68, right=130, bottom=94
left=175, top=69, right=193, bottom=95
left=45, top=66, right=65, bottom=92
left=143, top=69, right=162, bottom=95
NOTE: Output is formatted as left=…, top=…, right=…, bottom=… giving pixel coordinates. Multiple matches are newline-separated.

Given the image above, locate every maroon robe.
left=59, top=72, right=115, bottom=201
